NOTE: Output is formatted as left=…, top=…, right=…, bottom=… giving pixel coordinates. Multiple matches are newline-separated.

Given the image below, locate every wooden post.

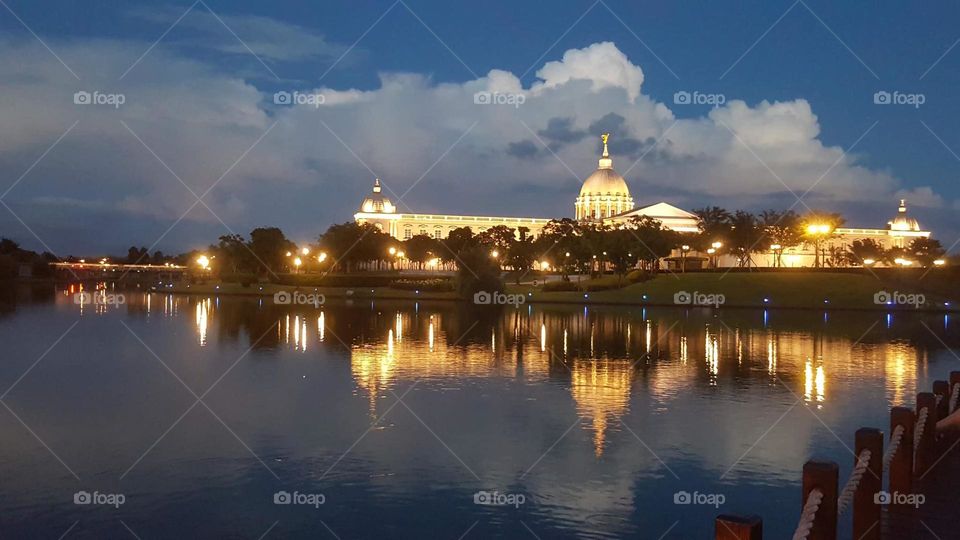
left=915, top=392, right=937, bottom=477
left=715, top=514, right=762, bottom=540
left=852, top=428, right=883, bottom=540
left=888, top=406, right=914, bottom=513
left=801, top=461, right=838, bottom=540
left=933, top=380, right=949, bottom=421
left=950, top=371, right=960, bottom=412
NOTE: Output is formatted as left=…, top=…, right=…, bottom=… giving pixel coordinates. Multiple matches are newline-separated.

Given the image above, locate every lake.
left=0, top=285, right=956, bottom=539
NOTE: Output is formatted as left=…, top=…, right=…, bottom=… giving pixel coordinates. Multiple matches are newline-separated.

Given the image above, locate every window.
left=434, top=226, right=442, bottom=239
left=403, top=227, right=412, bottom=240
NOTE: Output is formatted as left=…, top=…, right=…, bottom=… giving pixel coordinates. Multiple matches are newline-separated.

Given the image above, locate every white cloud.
left=532, top=41, right=644, bottom=103
left=0, top=38, right=952, bottom=252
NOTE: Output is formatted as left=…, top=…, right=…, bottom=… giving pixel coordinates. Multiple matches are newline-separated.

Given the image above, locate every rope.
left=837, top=449, right=872, bottom=516
left=914, top=407, right=929, bottom=452
left=791, top=488, right=824, bottom=540
left=951, top=383, right=959, bottom=414
left=883, top=424, right=905, bottom=469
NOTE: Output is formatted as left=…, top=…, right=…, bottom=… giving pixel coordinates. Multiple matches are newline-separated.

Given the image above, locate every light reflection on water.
left=0, top=289, right=955, bottom=539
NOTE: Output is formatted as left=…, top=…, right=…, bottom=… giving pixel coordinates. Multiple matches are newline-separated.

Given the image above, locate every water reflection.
left=20, top=292, right=960, bottom=538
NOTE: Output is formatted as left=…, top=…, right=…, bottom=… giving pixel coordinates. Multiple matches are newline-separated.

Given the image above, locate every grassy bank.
left=508, top=272, right=958, bottom=310
left=164, top=271, right=958, bottom=311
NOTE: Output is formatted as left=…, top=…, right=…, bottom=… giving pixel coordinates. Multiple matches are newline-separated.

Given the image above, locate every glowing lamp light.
left=933, top=259, right=946, bottom=266
left=681, top=245, right=690, bottom=251
left=490, top=250, right=499, bottom=258
left=770, top=244, right=782, bottom=250
left=317, top=252, right=328, bottom=263
left=196, top=255, right=210, bottom=270
left=285, top=251, right=292, bottom=257
left=711, top=241, right=722, bottom=249
left=389, top=247, right=397, bottom=256
left=863, top=258, right=876, bottom=265
left=301, top=247, right=310, bottom=256
left=293, top=257, right=302, bottom=267
left=707, top=248, right=716, bottom=254
left=396, top=251, right=405, bottom=258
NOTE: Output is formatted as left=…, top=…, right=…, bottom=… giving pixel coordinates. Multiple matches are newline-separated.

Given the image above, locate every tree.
left=126, top=246, right=149, bottom=264
left=0, top=238, right=20, bottom=255
left=476, top=225, right=515, bottom=252
left=694, top=206, right=733, bottom=246
left=627, top=216, right=674, bottom=272
left=403, top=234, right=438, bottom=270
left=908, top=237, right=946, bottom=267
left=537, top=219, right=582, bottom=278
left=249, top=227, right=295, bottom=276
left=603, top=228, right=639, bottom=285
left=728, top=211, right=762, bottom=268
left=456, top=246, right=504, bottom=300
left=848, top=239, right=884, bottom=266
left=760, top=209, right=803, bottom=266
left=217, top=234, right=251, bottom=274
left=507, top=236, right=537, bottom=283
left=440, top=227, right=476, bottom=264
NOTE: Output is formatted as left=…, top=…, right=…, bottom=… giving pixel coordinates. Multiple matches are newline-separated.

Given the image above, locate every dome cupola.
left=359, top=179, right=396, bottom=214
left=575, top=134, right=634, bottom=220
left=888, top=199, right=920, bottom=232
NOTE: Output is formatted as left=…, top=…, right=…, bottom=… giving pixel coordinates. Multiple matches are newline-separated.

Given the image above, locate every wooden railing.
left=715, top=370, right=960, bottom=539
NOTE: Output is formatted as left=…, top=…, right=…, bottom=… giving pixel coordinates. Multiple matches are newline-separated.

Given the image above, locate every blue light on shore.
left=584, top=294, right=589, bottom=298
left=642, top=294, right=648, bottom=300
left=763, top=298, right=770, bottom=303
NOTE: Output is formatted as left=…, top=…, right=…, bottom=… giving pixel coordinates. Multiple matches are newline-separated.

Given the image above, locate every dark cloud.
left=506, top=140, right=540, bottom=159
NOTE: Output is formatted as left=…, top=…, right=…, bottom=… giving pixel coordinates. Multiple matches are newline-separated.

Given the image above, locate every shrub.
left=390, top=278, right=455, bottom=292
left=542, top=280, right=580, bottom=292
left=583, top=281, right=622, bottom=292
left=626, top=269, right=653, bottom=283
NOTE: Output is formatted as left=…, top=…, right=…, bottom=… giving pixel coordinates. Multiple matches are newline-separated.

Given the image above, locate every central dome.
left=580, top=168, right=630, bottom=196
left=575, top=134, right=634, bottom=220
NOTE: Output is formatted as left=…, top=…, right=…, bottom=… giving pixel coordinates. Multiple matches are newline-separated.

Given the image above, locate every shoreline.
left=157, top=280, right=960, bottom=313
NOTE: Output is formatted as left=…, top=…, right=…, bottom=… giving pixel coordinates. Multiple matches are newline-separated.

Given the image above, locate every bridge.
left=50, top=262, right=189, bottom=282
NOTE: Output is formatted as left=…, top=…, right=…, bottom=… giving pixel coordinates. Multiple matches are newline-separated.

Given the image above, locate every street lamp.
left=680, top=244, right=690, bottom=273
left=805, top=223, right=833, bottom=268
left=293, top=257, right=302, bottom=273
left=770, top=244, right=782, bottom=268
left=196, top=255, right=210, bottom=270
left=490, top=250, right=499, bottom=259
left=317, top=252, right=327, bottom=263
left=301, top=247, right=310, bottom=256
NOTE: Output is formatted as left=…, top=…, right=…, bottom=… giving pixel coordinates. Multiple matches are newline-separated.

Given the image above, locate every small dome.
left=888, top=199, right=920, bottom=232
left=359, top=179, right=395, bottom=214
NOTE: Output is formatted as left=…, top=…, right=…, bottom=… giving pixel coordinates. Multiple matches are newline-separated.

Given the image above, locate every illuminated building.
left=355, top=138, right=934, bottom=267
